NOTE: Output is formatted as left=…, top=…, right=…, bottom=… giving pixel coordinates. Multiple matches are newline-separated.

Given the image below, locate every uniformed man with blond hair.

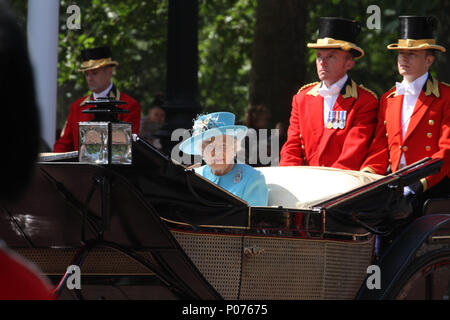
left=361, top=16, right=450, bottom=201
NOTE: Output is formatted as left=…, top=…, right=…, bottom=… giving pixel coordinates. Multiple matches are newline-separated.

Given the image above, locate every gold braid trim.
left=424, top=78, right=440, bottom=98
left=358, top=84, right=378, bottom=100
left=297, top=82, right=319, bottom=94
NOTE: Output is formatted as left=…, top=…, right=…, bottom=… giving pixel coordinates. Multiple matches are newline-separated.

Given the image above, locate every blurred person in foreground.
left=0, top=0, right=55, bottom=299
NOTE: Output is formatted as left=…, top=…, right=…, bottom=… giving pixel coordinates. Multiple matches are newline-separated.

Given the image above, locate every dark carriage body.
left=1, top=136, right=449, bottom=299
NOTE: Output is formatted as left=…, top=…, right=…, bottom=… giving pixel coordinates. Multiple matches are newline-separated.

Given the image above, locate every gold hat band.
left=307, top=37, right=364, bottom=59
left=398, top=39, right=435, bottom=47
left=387, top=38, right=446, bottom=52
left=78, top=57, right=119, bottom=72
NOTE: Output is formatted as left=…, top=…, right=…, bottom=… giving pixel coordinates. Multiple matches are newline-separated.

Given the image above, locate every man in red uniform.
left=361, top=16, right=450, bottom=199
left=54, top=46, right=141, bottom=152
left=280, top=17, right=378, bottom=170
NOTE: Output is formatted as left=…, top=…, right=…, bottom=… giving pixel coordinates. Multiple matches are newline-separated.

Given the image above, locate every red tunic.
left=280, top=79, right=378, bottom=170
left=0, top=245, right=55, bottom=300
left=361, top=77, right=450, bottom=190
left=54, top=86, right=141, bottom=152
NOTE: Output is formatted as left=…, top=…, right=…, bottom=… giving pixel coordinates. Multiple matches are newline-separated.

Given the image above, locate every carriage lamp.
left=78, top=98, right=132, bottom=165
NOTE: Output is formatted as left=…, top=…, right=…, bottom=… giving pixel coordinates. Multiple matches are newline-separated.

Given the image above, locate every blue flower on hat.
left=179, top=112, right=248, bottom=155
left=192, top=114, right=220, bottom=135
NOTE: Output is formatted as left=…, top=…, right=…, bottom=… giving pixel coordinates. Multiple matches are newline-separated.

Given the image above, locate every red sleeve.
left=119, top=94, right=141, bottom=134
left=53, top=101, right=77, bottom=153
left=279, top=94, right=304, bottom=166
left=0, top=248, right=55, bottom=300
left=360, top=93, right=390, bottom=174
left=426, top=87, right=450, bottom=188
left=333, top=91, right=379, bottom=170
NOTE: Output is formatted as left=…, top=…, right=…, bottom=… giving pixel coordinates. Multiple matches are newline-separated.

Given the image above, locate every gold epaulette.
left=358, top=84, right=378, bottom=100
left=297, top=82, right=319, bottom=94
left=79, top=95, right=92, bottom=106
left=425, top=78, right=440, bottom=97
left=385, top=86, right=396, bottom=98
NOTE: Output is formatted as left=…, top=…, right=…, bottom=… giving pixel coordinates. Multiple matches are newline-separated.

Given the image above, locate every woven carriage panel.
left=323, top=239, right=374, bottom=299
left=239, top=237, right=373, bottom=299
left=171, top=231, right=243, bottom=300
left=240, top=237, right=325, bottom=299
left=170, top=231, right=374, bottom=300
left=15, top=248, right=156, bottom=275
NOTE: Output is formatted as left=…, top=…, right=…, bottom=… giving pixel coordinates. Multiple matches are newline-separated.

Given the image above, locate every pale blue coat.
left=194, top=163, right=268, bottom=207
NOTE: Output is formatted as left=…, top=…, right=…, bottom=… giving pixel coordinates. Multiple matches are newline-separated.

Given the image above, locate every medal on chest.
left=332, top=111, right=339, bottom=129
left=326, top=111, right=333, bottom=129
left=338, top=111, right=347, bottom=129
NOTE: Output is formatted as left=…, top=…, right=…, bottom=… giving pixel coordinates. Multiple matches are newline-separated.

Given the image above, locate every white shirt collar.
left=93, top=82, right=113, bottom=99
left=401, top=72, right=428, bottom=96
left=320, top=74, right=348, bottom=127
left=321, top=74, right=348, bottom=91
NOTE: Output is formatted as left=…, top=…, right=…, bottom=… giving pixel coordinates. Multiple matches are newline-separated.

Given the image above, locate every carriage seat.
left=255, top=166, right=383, bottom=209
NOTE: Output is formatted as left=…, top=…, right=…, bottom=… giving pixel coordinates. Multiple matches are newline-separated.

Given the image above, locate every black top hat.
left=78, top=46, right=119, bottom=72
left=307, top=17, right=364, bottom=58
left=387, top=16, right=445, bottom=52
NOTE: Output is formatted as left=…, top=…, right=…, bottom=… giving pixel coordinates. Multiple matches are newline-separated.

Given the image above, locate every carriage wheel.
left=388, top=248, right=450, bottom=300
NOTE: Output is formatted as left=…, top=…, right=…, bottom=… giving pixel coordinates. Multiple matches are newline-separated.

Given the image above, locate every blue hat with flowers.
left=179, top=112, right=248, bottom=155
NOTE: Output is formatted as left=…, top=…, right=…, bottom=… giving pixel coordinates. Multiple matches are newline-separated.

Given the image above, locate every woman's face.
left=201, top=135, right=237, bottom=175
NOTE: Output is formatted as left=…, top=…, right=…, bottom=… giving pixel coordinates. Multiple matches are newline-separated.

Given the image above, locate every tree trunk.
left=435, top=2, right=450, bottom=83
left=249, top=0, right=308, bottom=126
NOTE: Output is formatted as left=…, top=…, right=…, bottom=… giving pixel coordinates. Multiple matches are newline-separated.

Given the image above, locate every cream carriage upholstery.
left=255, top=166, right=383, bottom=209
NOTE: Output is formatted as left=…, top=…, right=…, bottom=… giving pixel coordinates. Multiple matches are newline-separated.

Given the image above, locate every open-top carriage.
left=1, top=136, right=449, bottom=300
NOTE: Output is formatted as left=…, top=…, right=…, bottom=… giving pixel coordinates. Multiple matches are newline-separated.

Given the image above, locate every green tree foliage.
left=9, top=0, right=449, bottom=131
left=198, top=0, right=256, bottom=121
left=249, top=0, right=308, bottom=127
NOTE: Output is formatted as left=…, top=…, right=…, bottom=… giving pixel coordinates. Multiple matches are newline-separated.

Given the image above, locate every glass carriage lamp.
left=78, top=98, right=132, bottom=165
